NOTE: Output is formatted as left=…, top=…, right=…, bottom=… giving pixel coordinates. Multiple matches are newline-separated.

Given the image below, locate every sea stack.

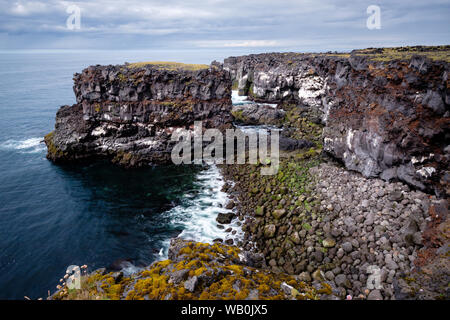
left=44, top=62, right=233, bottom=167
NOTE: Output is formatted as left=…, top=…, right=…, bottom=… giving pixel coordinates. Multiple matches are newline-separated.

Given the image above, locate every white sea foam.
left=158, top=165, right=243, bottom=258
left=232, top=90, right=254, bottom=105
left=232, top=90, right=278, bottom=108
left=0, top=137, right=46, bottom=154
left=235, top=124, right=282, bottom=135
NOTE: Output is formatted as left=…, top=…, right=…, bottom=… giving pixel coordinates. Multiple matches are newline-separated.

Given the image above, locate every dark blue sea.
left=0, top=50, right=242, bottom=300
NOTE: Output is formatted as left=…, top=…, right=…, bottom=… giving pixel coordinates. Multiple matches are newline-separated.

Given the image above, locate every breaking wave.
left=158, top=165, right=243, bottom=258
left=0, top=137, right=46, bottom=154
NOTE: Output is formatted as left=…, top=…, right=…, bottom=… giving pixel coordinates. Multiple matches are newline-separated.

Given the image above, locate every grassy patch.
left=126, top=61, right=209, bottom=71
left=321, top=53, right=351, bottom=58
left=352, top=45, right=450, bottom=62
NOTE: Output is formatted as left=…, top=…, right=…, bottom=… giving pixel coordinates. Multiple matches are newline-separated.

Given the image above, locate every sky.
left=0, top=0, right=449, bottom=60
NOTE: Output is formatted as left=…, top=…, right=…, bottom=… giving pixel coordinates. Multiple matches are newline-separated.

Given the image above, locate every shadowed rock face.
left=231, top=103, right=285, bottom=126
left=45, top=64, right=233, bottom=167
left=224, top=52, right=449, bottom=197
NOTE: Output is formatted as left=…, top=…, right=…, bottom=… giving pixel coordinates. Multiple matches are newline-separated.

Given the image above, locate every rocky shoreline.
left=51, top=155, right=447, bottom=300
left=220, top=157, right=448, bottom=299
left=51, top=239, right=336, bottom=300
left=45, top=47, right=449, bottom=300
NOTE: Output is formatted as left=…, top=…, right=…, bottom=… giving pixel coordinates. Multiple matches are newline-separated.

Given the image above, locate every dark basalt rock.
left=231, top=103, right=285, bottom=126
left=47, top=51, right=449, bottom=196
left=224, top=52, right=449, bottom=197
left=45, top=63, right=233, bottom=167
left=107, top=259, right=134, bottom=272
left=279, top=136, right=315, bottom=151
left=216, top=212, right=235, bottom=224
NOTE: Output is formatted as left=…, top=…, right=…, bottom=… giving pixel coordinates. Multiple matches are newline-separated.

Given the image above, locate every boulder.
left=216, top=212, right=235, bottom=224
left=231, top=103, right=285, bottom=126
left=272, top=209, right=287, bottom=220
left=264, top=224, right=277, bottom=238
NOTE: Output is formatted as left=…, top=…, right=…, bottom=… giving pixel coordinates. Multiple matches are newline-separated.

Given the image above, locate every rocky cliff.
left=45, top=48, right=449, bottom=301
left=224, top=47, right=449, bottom=197
left=45, top=62, right=232, bottom=167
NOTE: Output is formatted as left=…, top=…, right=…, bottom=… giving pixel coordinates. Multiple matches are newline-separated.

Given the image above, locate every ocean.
left=0, top=50, right=241, bottom=300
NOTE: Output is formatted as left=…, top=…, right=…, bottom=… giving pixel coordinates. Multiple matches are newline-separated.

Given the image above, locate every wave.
left=232, top=90, right=278, bottom=109
left=232, top=90, right=254, bottom=105
left=234, top=124, right=282, bottom=135
left=158, top=165, right=243, bottom=258
left=0, top=137, right=46, bottom=154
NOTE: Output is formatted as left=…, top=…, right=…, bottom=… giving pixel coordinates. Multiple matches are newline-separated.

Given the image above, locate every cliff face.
left=45, top=63, right=232, bottom=167
left=224, top=50, right=449, bottom=197
left=45, top=50, right=449, bottom=301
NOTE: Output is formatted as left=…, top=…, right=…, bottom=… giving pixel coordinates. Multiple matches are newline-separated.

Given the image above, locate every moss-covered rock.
left=50, top=239, right=332, bottom=300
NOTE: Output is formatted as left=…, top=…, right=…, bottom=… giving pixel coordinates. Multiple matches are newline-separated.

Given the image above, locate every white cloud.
left=8, top=0, right=48, bottom=16
left=194, top=40, right=282, bottom=48
left=0, top=0, right=448, bottom=50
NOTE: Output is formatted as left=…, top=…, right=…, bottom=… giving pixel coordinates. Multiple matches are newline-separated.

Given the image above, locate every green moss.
left=44, top=131, right=66, bottom=159
left=281, top=104, right=324, bottom=145
left=231, top=109, right=245, bottom=122
left=302, top=223, right=312, bottom=231
left=159, top=100, right=192, bottom=109
left=248, top=83, right=254, bottom=97
left=255, top=206, right=265, bottom=216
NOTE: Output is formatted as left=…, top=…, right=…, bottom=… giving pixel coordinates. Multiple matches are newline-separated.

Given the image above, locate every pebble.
left=341, top=242, right=353, bottom=253
left=323, top=238, right=336, bottom=248
left=226, top=160, right=431, bottom=300
left=367, top=290, right=383, bottom=300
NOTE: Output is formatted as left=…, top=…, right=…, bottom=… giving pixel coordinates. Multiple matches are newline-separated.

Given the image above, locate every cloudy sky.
left=0, top=0, right=449, bottom=55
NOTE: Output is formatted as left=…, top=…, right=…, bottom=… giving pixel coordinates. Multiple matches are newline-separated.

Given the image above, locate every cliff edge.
left=224, top=46, right=450, bottom=197
left=45, top=62, right=232, bottom=167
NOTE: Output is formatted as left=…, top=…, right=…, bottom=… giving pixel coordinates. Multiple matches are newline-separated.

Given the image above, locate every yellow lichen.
left=51, top=241, right=321, bottom=301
